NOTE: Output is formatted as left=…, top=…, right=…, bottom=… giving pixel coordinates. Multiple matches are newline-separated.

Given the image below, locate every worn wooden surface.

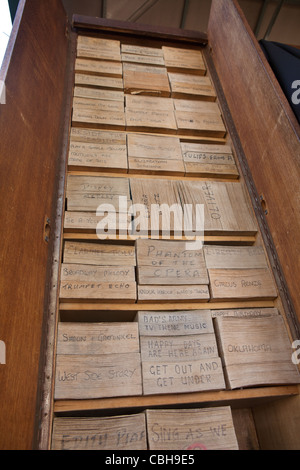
left=215, top=316, right=300, bottom=389
left=54, top=352, right=142, bottom=399
left=56, top=322, right=139, bottom=355
left=208, top=0, right=300, bottom=328
left=0, top=0, right=69, bottom=450
left=146, top=407, right=239, bottom=450
left=52, top=413, right=147, bottom=450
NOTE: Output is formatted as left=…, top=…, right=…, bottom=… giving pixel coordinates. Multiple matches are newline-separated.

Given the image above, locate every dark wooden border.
left=34, top=28, right=77, bottom=451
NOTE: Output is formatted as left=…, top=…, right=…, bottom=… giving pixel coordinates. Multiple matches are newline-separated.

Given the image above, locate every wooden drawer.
left=0, top=0, right=299, bottom=450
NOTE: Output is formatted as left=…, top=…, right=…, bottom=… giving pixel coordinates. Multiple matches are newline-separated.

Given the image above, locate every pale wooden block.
left=177, top=180, right=258, bottom=235
left=74, top=58, right=123, bottom=77
left=77, top=36, right=121, bottom=62
left=181, top=142, right=232, bottom=154
left=125, top=94, right=174, bottom=112
left=175, top=110, right=226, bottom=137
left=184, top=161, right=238, bottom=179
left=54, top=353, right=142, bottom=399
left=75, top=73, right=124, bottom=90
left=204, top=245, right=269, bottom=269
left=64, top=212, right=132, bottom=233
left=208, top=268, right=278, bottom=300
left=73, top=97, right=124, bottom=113
left=123, top=63, right=170, bottom=97
left=146, top=407, right=239, bottom=450
left=121, top=52, right=165, bottom=66
left=68, top=140, right=128, bottom=172
left=127, top=133, right=182, bottom=160
left=56, top=322, right=139, bottom=355
left=63, top=241, right=136, bottom=266
left=168, top=73, right=216, bottom=101
left=121, top=44, right=164, bottom=57
left=214, top=316, right=300, bottom=389
left=128, top=156, right=185, bottom=176
left=162, top=46, right=206, bottom=75
left=136, top=239, right=208, bottom=273
left=66, top=192, right=131, bottom=213
left=72, top=107, right=126, bottom=131
left=136, top=310, right=214, bottom=336
left=223, top=362, right=300, bottom=390
left=181, top=142, right=239, bottom=178
left=140, top=334, right=219, bottom=362
left=125, top=108, right=177, bottom=134
left=60, top=263, right=135, bottom=282
left=52, top=413, right=147, bottom=450
left=137, top=265, right=209, bottom=285
left=212, top=307, right=279, bottom=318
left=74, top=86, right=124, bottom=102
left=66, top=175, right=130, bottom=212
left=142, top=357, right=225, bottom=395
left=59, top=280, right=137, bottom=301
left=173, top=99, right=221, bottom=114
left=129, top=178, right=182, bottom=235
left=137, top=284, right=210, bottom=302
left=70, top=128, right=126, bottom=145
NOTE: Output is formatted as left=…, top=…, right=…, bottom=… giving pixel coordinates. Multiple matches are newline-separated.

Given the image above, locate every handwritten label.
left=142, top=358, right=225, bottom=395
left=140, top=334, right=218, bottom=361
left=54, top=353, right=142, bottom=399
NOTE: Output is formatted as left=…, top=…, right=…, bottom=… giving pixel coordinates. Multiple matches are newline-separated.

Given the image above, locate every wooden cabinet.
left=0, top=0, right=299, bottom=450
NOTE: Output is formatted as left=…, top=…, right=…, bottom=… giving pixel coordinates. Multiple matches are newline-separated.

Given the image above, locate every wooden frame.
left=0, top=0, right=299, bottom=450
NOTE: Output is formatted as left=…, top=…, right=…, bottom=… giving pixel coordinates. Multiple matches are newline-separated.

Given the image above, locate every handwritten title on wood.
left=52, top=413, right=147, bottom=450
left=215, top=316, right=300, bottom=389
left=204, top=245, right=277, bottom=300
left=146, top=407, right=239, bottom=450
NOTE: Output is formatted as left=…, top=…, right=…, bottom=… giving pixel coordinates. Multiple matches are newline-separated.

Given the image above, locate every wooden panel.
left=64, top=211, right=132, bottom=233
left=0, top=0, right=69, bottom=450
left=125, top=95, right=177, bottom=134
left=73, top=86, right=124, bottom=102
left=68, top=134, right=128, bottom=173
left=253, top=394, right=300, bottom=450
left=74, top=58, right=123, bottom=77
left=54, top=353, right=142, bottom=399
left=208, top=0, right=300, bottom=326
left=123, top=63, right=170, bottom=97
left=136, top=310, right=214, bottom=336
left=168, top=73, right=216, bottom=101
left=162, top=46, right=206, bottom=75
left=208, top=268, right=278, bottom=301
left=177, top=180, right=258, bottom=236
left=215, top=317, right=300, bottom=390
left=181, top=142, right=239, bottom=179
left=66, top=175, right=131, bottom=212
left=77, top=35, right=121, bottom=61
left=127, top=133, right=184, bottom=176
left=52, top=413, right=147, bottom=450
left=138, top=285, right=210, bottom=302
left=56, top=322, right=139, bottom=355
left=146, top=407, right=239, bottom=450
left=140, top=334, right=218, bottom=362
left=74, top=73, right=124, bottom=90
left=175, top=110, right=226, bottom=138
left=63, top=241, right=136, bottom=266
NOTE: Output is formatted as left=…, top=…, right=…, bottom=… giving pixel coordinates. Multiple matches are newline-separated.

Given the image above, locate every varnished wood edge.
left=203, top=46, right=300, bottom=342
left=33, top=26, right=77, bottom=451
left=72, top=14, right=208, bottom=45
